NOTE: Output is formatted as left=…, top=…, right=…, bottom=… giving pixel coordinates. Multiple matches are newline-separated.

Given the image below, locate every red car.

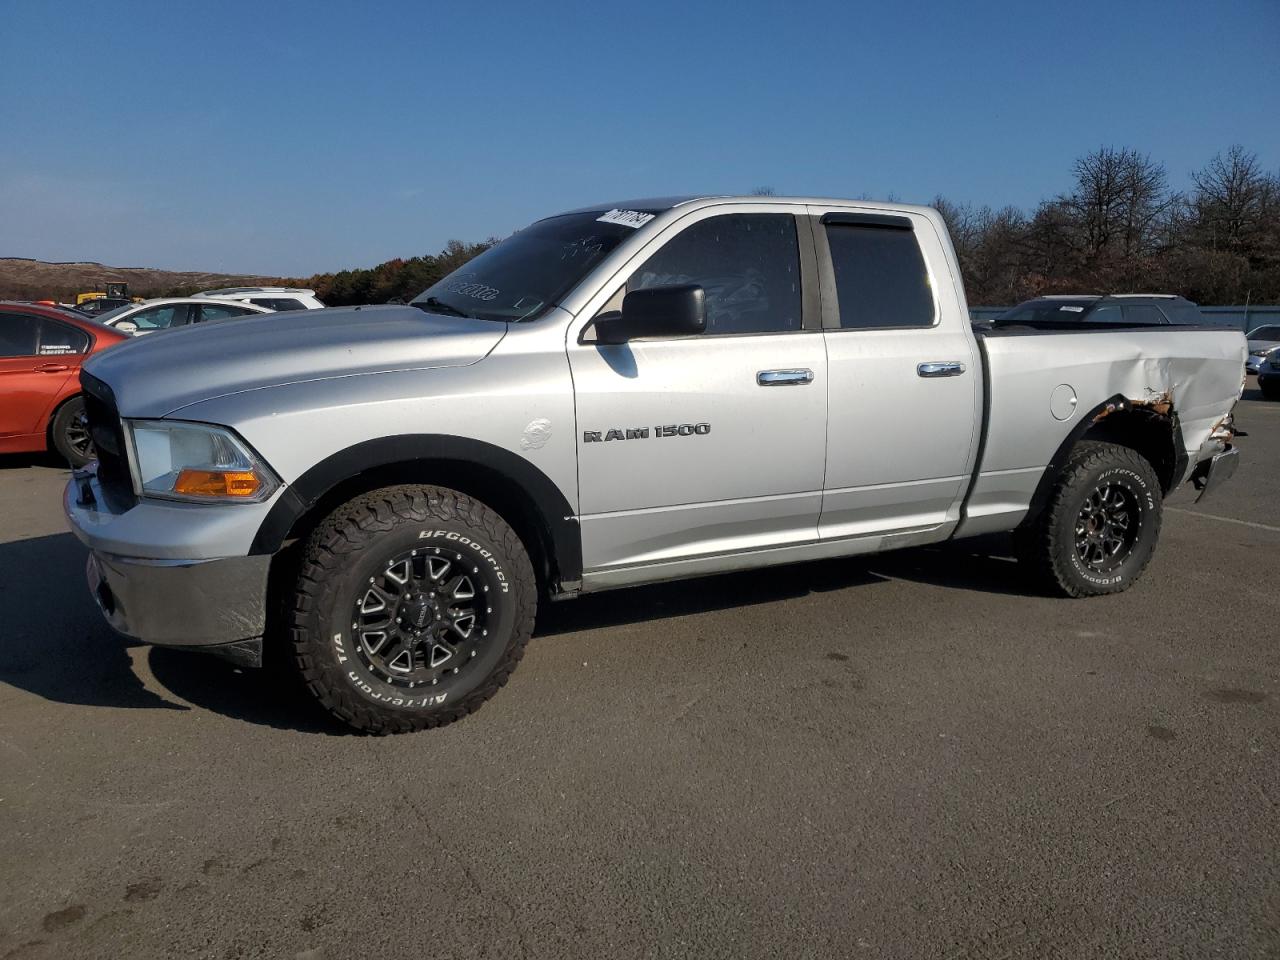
left=0, top=302, right=129, bottom=465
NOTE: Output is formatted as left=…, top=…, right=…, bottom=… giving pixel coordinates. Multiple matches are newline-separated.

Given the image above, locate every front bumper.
left=66, top=466, right=273, bottom=652
left=85, top=549, right=270, bottom=649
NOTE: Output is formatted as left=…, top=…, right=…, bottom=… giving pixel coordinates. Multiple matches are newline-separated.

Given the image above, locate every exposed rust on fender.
left=1096, top=390, right=1174, bottom=423
left=1136, top=390, right=1173, bottom=416
left=1208, top=412, right=1236, bottom=443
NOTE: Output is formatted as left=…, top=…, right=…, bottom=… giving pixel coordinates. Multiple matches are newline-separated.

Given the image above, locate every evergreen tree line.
left=302, top=239, right=495, bottom=307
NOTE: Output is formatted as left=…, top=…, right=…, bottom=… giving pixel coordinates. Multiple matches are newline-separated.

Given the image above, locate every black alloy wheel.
left=351, top=547, right=492, bottom=689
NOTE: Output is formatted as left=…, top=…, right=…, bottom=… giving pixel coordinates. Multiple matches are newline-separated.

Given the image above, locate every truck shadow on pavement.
left=0, top=530, right=1031, bottom=733
left=0, top=532, right=188, bottom=713
left=537, top=533, right=1030, bottom=635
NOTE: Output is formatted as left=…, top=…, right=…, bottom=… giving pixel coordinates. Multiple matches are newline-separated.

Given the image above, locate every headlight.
left=125, top=420, right=279, bottom=503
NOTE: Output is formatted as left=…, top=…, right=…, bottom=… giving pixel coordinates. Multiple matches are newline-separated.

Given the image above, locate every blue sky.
left=1, top=0, right=1277, bottom=276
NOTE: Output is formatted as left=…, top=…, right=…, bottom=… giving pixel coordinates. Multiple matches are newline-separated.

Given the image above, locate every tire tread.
left=1018, top=441, right=1162, bottom=598
left=290, top=485, right=536, bottom=734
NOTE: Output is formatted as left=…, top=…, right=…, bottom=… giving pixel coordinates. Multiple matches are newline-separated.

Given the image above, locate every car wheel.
left=1260, top=381, right=1280, bottom=401
left=1017, top=441, right=1162, bottom=598
left=50, top=396, right=94, bottom=467
left=290, top=485, right=537, bottom=733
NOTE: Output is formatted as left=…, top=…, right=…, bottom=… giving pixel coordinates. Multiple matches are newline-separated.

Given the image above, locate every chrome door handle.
left=757, top=368, right=814, bottom=386
left=917, top=361, right=966, bottom=378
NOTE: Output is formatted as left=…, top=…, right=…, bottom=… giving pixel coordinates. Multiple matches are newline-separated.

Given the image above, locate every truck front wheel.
left=1017, top=441, right=1163, bottom=598
left=290, top=485, right=537, bottom=733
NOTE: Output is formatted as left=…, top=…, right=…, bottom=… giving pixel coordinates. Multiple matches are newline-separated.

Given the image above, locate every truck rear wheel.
left=1017, top=441, right=1162, bottom=598
left=290, top=485, right=537, bottom=733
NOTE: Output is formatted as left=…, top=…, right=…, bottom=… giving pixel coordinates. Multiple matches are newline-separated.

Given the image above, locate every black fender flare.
left=1020, top=393, right=1185, bottom=526
left=249, top=434, right=582, bottom=585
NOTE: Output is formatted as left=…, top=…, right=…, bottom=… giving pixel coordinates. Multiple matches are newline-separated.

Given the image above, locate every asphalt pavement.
left=1, top=386, right=1277, bottom=960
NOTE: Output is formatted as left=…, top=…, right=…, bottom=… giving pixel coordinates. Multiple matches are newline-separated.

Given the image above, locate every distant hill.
left=0, top=258, right=300, bottom=303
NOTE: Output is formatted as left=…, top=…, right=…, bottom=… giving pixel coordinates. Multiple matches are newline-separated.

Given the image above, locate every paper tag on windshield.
left=1059, top=305, right=1085, bottom=312
left=597, top=209, right=655, bottom=229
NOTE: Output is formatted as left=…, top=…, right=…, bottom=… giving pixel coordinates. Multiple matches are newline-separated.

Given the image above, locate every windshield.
left=96, top=304, right=136, bottom=323
left=411, top=211, right=655, bottom=322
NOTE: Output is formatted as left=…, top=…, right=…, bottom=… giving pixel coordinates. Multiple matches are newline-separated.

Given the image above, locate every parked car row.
left=70, top=286, right=324, bottom=319
left=0, top=301, right=128, bottom=465
left=1, top=287, right=326, bottom=465
left=96, top=298, right=272, bottom=335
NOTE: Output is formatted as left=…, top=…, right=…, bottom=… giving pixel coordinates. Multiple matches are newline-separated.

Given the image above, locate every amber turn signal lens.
left=173, top=469, right=262, bottom=498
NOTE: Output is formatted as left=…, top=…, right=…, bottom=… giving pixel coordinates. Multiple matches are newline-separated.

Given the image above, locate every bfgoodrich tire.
left=290, top=485, right=536, bottom=734
left=51, top=396, right=94, bottom=467
left=1018, top=441, right=1162, bottom=598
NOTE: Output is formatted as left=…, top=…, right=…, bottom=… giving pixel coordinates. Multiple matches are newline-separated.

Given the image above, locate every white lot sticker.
left=597, top=209, right=655, bottom=229
left=1059, top=305, right=1085, bottom=313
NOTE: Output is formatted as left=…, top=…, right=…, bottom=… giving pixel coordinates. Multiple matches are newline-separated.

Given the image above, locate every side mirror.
left=593, top=284, right=706, bottom=344
left=115, top=321, right=138, bottom=335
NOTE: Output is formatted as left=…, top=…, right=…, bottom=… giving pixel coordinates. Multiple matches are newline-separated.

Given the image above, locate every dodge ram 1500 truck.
left=65, top=196, right=1246, bottom=733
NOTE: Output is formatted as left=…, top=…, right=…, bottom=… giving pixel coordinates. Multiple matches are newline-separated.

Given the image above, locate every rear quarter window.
left=37, top=318, right=91, bottom=354
left=250, top=298, right=305, bottom=311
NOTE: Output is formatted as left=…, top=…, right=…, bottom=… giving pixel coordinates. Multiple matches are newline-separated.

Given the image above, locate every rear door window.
left=1162, top=301, right=1206, bottom=325
left=823, top=223, right=934, bottom=329
left=0, top=314, right=41, bottom=357
left=198, top=304, right=258, bottom=323
left=128, top=305, right=190, bottom=331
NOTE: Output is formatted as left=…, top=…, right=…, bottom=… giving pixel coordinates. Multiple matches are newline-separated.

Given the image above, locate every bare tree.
left=1190, top=145, right=1278, bottom=253
left=1060, top=147, right=1169, bottom=268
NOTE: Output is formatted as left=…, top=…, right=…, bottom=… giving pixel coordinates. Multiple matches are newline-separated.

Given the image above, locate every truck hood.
left=83, top=304, right=508, bottom=418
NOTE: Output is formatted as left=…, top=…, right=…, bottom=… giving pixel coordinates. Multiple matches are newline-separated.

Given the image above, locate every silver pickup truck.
left=65, top=195, right=1246, bottom=733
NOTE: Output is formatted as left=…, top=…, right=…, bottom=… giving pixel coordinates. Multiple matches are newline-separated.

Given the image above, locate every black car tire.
left=50, top=396, right=94, bottom=467
left=290, top=485, right=536, bottom=734
left=1260, top=379, right=1280, bottom=401
left=1017, top=441, right=1162, bottom=598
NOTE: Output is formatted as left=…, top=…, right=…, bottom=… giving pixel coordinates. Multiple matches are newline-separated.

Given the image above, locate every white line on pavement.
left=1168, top=507, right=1280, bottom=533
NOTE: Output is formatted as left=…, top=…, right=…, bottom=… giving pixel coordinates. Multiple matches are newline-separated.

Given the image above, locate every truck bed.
left=956, top=324, right=1246, bottom=537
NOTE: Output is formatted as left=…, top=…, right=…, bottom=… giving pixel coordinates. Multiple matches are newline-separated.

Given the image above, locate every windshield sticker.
left=597, top=209, right=655, bottom=229
left=1059, top=305, right=1085, bottom=313
left=443, top=274, right=500, bottom=301
left=39, top=345, right=75, bottom=354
